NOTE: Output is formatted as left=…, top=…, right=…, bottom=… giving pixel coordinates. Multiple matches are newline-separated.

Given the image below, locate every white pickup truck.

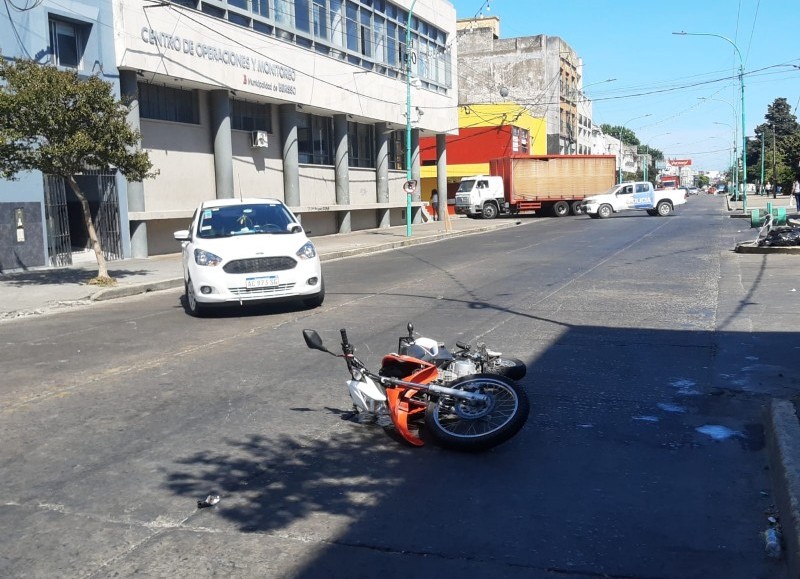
left=580, top=181, right=686, bottom=219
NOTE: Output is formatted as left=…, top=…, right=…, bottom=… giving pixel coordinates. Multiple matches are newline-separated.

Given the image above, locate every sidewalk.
left=726, top=190, right=800, bottom=217
left=0, top=215, right=525, bottom=320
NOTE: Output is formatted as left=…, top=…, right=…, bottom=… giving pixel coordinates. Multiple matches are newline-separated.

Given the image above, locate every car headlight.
left=296, top=241, right=317, bottom=260
left=194, top=248, right=223, bottom=267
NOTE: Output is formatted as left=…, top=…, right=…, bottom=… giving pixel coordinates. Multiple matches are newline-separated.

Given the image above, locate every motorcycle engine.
left=449, top=359, right=477, bottom=377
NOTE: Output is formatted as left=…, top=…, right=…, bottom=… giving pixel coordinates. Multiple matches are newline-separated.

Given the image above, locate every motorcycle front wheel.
left=485, top=357, right=527, bottom=381
left=424, top=374, right=529, bottom=451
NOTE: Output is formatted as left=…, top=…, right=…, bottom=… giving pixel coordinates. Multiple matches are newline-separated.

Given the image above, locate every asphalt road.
left=0, top=196, right=788, bottom=579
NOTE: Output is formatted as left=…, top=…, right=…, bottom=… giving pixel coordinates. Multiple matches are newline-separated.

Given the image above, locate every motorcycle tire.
left=424, top=373, right=529, bottom=452
left=485, top=357, right=527, bottom=381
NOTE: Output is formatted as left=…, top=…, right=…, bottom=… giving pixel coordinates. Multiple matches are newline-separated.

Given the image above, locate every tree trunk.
left=65, top=176, right=111, bottom=282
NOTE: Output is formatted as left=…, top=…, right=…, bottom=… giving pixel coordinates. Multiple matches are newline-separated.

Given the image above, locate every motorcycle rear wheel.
left=485, top=357, right=527, bottom=381
left=424, top=374, right=529, bottom=451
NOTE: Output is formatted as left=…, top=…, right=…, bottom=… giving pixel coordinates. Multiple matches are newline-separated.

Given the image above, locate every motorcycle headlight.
left=194, top=248, right=223, bottom=266
left=350, top=367, right=364, bottom=381
left=296, top=241, right=317, bottom=260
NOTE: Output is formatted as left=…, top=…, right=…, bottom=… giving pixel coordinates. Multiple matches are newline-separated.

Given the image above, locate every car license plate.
left=246, top=276, right=278, bottom=288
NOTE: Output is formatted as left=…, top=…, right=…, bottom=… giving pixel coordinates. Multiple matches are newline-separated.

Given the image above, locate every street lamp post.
left=752, top=131, right=765, bottom=195
left=700, top=97, right=739, bottom=196
left=674, top=31, right=747, bottom=212
left=618, top=114, right=651, bottom=183
left=713, top=121, right=738, bottom=195
left=772, top=126, right=777, bottom=199
left=405, top=0, right=419, bottom=237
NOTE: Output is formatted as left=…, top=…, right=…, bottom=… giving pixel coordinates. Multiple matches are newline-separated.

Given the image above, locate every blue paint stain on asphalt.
left=696, top=425, right=742, bottom=441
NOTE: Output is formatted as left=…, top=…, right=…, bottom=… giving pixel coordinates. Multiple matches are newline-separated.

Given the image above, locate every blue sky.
left=449, top=0, right=800, bottom=172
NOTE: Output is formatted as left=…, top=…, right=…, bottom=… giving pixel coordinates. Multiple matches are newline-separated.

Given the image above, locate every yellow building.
left=419, top=103, right=547, bottom=204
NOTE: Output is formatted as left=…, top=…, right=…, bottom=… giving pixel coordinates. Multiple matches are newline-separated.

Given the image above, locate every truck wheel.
left=656, top=201, right=672, bottom=216
left=597, top=204, right=613, bottom=219
left=552, top=201, right=570, bottom=217
left=571, top=201, right=584, bottom=215
left=482, top=203, right=498, bottom=219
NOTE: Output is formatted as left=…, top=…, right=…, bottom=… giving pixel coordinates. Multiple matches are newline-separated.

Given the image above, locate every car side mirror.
left=289, top=224, right=303, bottom=234
left=174, top=230, right=190, bottom=242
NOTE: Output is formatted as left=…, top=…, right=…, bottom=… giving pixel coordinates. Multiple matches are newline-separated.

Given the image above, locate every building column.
left=375, top=123, right=390, bottom=228
left=279, top=104, right=301, bottom=208
left=333, top=114, right=351, bottom=233
left=411, top=128, right=421, bottom=223
left=436, top=133, right=447, bottom=223
left=210, top=90, right=234, bottom=199
left=119, top=70, right=147, bottom=258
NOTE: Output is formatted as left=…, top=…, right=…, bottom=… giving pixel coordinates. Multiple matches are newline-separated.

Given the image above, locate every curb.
left=766, top=399, right=800, bottom=576
left=91, top=278, right=184, bottom=301
left=735, top=244, right=800, bottom=255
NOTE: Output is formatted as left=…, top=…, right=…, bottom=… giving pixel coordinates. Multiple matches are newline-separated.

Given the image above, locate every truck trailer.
left=455, top=155, right=617, bottom=218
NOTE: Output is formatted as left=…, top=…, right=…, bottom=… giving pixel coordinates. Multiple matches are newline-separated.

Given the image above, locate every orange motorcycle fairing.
left=380, top=354, right=438, bottom=446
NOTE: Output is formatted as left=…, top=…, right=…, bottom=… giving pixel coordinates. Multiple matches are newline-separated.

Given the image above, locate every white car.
left=581, top=181, right=686, bottom=218
left=173, top=198, right=324, bottom=316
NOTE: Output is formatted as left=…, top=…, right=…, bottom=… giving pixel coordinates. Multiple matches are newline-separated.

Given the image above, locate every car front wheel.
left=302, top=278, right=325, bottom=308
left=482, top=203, right=498, bottom=220
left=597, top=204, right=613, bottom=219
left=184, top=278, right=206, bottom=317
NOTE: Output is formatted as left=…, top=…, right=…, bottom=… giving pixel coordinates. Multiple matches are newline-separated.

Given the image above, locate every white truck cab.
left=580, top=181, right=686, bottom=219
left=454, top=175, right=505, bottom=219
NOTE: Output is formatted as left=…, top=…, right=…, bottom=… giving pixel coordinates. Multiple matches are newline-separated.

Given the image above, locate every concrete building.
left=455, top=17, right=586, bottom=156
left=0, top=0, right=458, bottom=270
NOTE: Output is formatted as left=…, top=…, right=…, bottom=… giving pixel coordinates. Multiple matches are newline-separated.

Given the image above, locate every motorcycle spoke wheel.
left=425, top=374, right=529, bottom=451
left=486, top=357, right=527, bottom=381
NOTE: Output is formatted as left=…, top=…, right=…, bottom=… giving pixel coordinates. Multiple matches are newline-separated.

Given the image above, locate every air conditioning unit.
left=250, top=130, right=269, bottom=149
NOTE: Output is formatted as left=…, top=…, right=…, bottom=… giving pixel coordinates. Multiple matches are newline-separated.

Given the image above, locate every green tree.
left=601, top=124, right=641, bottom=146
left=0, top=58, right=155, bottom=283
left=749, top=97, right=800, bottom=191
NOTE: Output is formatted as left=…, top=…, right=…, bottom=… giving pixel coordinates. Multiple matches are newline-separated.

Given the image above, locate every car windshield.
left=197, top=203, right=296, bottom=239
left=457, top=180, right=475, bottom=193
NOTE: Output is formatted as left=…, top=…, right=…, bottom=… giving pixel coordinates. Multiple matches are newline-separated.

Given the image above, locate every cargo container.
left=454, top=155, right=617, bottom=218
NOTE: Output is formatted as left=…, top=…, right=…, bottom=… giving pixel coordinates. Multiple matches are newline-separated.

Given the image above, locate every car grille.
left=223, top=256, right=297, bottom=274
left=229, top=283, right=297, bottom=298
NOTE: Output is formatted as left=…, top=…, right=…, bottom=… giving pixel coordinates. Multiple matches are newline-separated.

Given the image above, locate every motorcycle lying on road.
left=394, top=322, right=527, bottom=383
left=302, top=327, right=529, bottom=451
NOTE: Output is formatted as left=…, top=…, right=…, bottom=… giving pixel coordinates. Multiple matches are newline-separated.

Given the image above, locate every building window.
left=298, top=114, right=333, bottom=164
left=512, top=126, right=529, bottom=153
left=388, top=130, right=404, bottom=170
left=49, top=18, right=86, bottom=69
left=138, top=83, right=200, bottom=124
left=348, top=122, right=375, bottom=167
left=231, top=99, right=272, bottom=132
left=168, top=0, right=451, bottom=91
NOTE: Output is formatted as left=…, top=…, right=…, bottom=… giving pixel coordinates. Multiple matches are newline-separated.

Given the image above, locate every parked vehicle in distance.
left=580, top=181, right=687, bottom=219
left=173, top=198, right=324, bottom=316
left=658, top=175, right=680, bottom=189
left=455, top=155, right=617, bottom=218
left=687, top=187, right=699, bottom=196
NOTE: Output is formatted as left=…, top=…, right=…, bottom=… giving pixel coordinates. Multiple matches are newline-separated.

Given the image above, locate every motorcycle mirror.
left=407, top=322, right=414, bottom=338
left=302, top=329, right=328, bottom=352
